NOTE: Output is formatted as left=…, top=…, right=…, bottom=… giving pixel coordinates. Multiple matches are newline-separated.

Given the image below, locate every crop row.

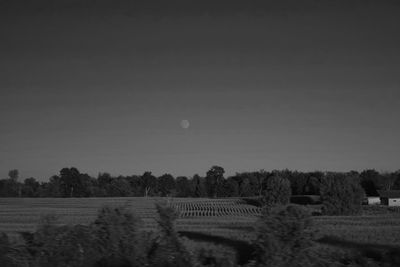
left=171, top=201, right=260, bottom=217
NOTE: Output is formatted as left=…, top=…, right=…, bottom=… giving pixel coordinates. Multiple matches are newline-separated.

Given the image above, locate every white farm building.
left=366, top=197, right=381, bottom=205
left=378, top=190, right=400, bottom=207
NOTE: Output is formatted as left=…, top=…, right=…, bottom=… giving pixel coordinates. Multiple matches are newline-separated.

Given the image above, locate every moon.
left=180, top=119, right=190, bottom=129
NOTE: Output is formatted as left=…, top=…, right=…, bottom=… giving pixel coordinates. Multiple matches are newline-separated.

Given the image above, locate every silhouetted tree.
left=239, top=178, right=252, bottom=197
left=59, top=167, right=82, bottom=197
left=107, top=177, right=132, bottom=197
left=380, top=172, right=397, bottom=191
left=0, top=179, right=17, bottom=197
left=205, top=166, right=225, bottom=198
left=191, top=174, right=206, bottom=197
left=152, top=203, right=194, bottom=266
left=7, top=169, right=21, bottom=197
left=176, top=176, right=191, bottom=197
left=320, top=172, right=364, bottom=215
left=91, top=206, right=148, bottom=266
left=261, top=175, right=291, bottom=206
left=218, top=177, right=239, bottom=197
left=360, top=169, right=381, bottom=196
left=305, top=171, right=324, bottom=195
left=96, top=172, right=112, bottom=197
left=140, top=172, right=157, bottom=197
left=232, top=171, right=268, bottom=197
left=393, top=170, right=400, bottom=190
left=252, top=170, right=269, bottom=196
left=126, top=175, right=142, bottom=196
left=97, top=172, right=112, bottom=188
left=157, top=174, right=176, bottom=197
left=8, top=169, right=19, bottom=181
left=253, top=205, right=314, bottom=267
left=287, top=171, right=307, bottom=195
left=22, top=177, right=40, bottom=197
left=42, top=175, right=62, bottom=197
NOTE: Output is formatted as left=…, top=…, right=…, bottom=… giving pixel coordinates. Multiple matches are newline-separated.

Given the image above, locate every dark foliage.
left=179, top=231, right=254, bottom=265
left=290, top=195, right=321, bottom=205
left=2, top=167, right=400, bottom=202
left=91, top=206, right=149, bottom=266
left=175, top=176, right=191, bottom=197
left=252, top=204, right=314, bottom=267
left=261, top=175, right=291, bottom=206
left=0, top=232, right=30, bottom=267
left=205, top=166, right=225, bottom=198
left=149, top=203, right=194, bottom=267
left=1, top=201, right=399, bottom=267
left=317, top=236, right=400, bottom=266
left=320, top=172, right=365, bottom=215
left=157, top=174, right=176, bottom=197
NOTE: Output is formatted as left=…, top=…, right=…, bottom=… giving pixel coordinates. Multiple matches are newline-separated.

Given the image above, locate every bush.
left=22, top=207, right=152, bottom=267
left=25, top=213, right=98, bottom=267
left=252, top=204, right=314, bottom=267
left=178, top=231, right=252, bottom=265
left=0, top=233, right=16, bottom=267
left=0, top=232, right=30, bottom=267
left=320, top=173, right=365, bottom=215
left=92, top=206, right=150, bottom=267
left=149, top=203, right=194, bottom=267
left=193, top=242, right=236, bottom=267
left=261, top=176, right=291, bottom=207
left=33, top=225, right=96, bottom=267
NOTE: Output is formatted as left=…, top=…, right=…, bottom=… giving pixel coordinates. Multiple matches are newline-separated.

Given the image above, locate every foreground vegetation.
left=2, top=201, right=399, bottom=267
left=1, top=197, right=400, bottom=266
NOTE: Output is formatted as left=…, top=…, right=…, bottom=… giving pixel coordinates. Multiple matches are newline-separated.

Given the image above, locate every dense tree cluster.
left=253, top=205, right=314, bottom=266
left=0, top=167, right=399, bottom=201
left=320, top=172, right=365, bottom=215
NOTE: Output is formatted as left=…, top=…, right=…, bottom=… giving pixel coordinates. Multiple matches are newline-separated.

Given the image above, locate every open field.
left=0, top=197, right=160, bottom=233
left=1, top=197, right=400, bottom=246
left=0, top=197, right=260, bottom=241
left=314, top=215, right=400, bottom=246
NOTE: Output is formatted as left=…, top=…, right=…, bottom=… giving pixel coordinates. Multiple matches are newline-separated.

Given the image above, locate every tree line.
left=1, top=166, right=399, bottom=199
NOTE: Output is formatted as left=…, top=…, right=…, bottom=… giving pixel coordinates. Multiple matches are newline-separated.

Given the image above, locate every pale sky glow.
left=0, top=1, right=399, bottom=180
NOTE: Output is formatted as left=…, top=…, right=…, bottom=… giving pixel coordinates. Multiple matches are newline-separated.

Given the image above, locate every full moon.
left=180, top=119, right=190, bottom=129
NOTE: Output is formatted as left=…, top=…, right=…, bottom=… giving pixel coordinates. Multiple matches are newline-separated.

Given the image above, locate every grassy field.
left=0, top=197, right=260, bottom=241
left=0, top=197, right=160, bottom=233
left=1, top=197, right=400, bottom=247
left=313, top=207, right=400, bottom=246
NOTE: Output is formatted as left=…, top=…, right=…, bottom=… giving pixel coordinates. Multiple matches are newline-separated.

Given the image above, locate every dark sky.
left=1, top=1, right=400, bottom=180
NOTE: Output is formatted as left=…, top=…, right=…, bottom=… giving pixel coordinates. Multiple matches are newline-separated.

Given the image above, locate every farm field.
left=0, top=197, right=260, bottom=241
left=1, top=197, right=400, bottom=246
left=313, top=211, right=400, bottom=246
left=0, top=197, right=159, bottom=233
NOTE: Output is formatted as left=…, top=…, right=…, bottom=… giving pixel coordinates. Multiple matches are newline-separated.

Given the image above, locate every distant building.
left=378, top=190, right=400, bottom=207
left=363, top=196, right=381, bottom=205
